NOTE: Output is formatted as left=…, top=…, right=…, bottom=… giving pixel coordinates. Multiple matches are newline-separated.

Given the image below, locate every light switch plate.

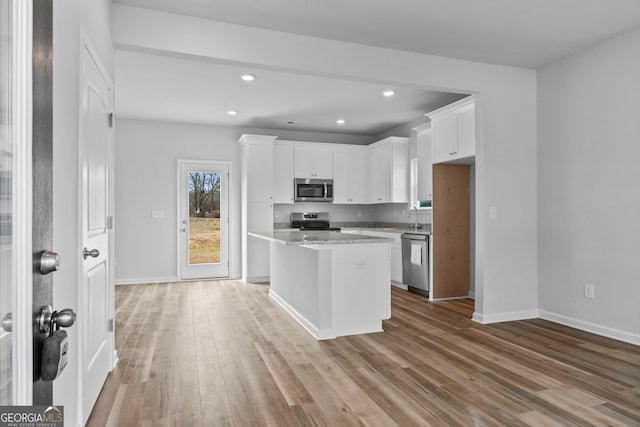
left=489, top=206, right=497, bottom=219
left=151, top=210, right=164, bottom=219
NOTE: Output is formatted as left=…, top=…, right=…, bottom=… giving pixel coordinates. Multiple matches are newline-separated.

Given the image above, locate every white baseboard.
left=432, top=296, right=471, bottom=302
left=111, top=350, right=119, bottom=370
left=269, top=289, right=335, bottom=340
left=472, top=309, right=539, bottom=324
left=468, top=291, right=476, bottom=299
left=539, top=310, right=640, bottom=347
left=115, top=275, right=243, bottom=285
left=115, top=276, right=178, bottom=285
left=245, top=275, right=270, bottom=283
left=391, top=281, right=408, bottom=290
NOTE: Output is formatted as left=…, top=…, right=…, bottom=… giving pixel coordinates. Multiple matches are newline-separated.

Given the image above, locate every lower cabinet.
left=389, top=241, right=402, bottom=284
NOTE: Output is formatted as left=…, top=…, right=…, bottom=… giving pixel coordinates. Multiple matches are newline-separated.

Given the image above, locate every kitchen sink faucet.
left=411, top=204, right=419, bottom=231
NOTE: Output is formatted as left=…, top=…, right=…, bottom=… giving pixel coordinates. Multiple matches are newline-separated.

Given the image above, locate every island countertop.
left=249, top=230, right=393, bottom=246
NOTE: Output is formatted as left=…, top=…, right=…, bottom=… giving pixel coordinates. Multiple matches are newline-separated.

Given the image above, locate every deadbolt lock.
left=39, top=250, right=60, bottom=275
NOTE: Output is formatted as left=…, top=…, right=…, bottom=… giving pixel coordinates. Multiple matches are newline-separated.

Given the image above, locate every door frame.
left=11, top=0, right=34, bottom=405
left=76, top=30, right=116, bottom=422
left=176, top=159, right=232, bottom=280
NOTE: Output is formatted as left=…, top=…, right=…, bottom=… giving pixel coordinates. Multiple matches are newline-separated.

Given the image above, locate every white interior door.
left=80, top=38, right=113, bottom=422
left=179, top=161, right=229, bottom=279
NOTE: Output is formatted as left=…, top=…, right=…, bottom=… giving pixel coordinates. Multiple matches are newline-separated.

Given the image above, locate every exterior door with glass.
left=179, top=161, right=229, bottom=279
left=0, top=0, right=16, bottom=404
left=1, top=0, right=59, bottom=406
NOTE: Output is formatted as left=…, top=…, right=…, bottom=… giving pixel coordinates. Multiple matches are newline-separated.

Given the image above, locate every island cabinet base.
left=268, top=241, right=391, bottom=340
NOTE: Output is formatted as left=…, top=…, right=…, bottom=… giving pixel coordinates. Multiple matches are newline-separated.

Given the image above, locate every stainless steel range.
left=290, top=212, right=340, bottom=231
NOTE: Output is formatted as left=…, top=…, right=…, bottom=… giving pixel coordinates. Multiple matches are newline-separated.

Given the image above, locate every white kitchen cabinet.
left=245, top=139, right=274, bottom=202
left=389, top=241, right=403, bottom=284
left=415, top=124, right=433, bottom=202
left=273, top=143, right=294, bottom=204
left=238, top=134, right=276, bottom=282
left=294, top=145, right=333, bottom=179
left=366, top=143, right=390, bottom=203
left=371, top=231, right=403, bottom=284
left=333, top=147, right=366, bottom=204
left=366, top=137, right=409, bottom=204
left=427, top=96, right=475, bottom=164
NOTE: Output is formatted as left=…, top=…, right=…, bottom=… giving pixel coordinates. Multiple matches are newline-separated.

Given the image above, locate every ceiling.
left=112, top=0, right=640, bottom=136
left=115, top=50, right=467, bottom=136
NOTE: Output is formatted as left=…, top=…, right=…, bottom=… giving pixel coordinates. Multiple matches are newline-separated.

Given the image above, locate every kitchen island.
left=249, top=230, right=392, bottom=340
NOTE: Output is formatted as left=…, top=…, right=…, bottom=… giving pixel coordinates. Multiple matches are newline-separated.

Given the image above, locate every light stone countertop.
left=249, top=230, right=393, bottom=246
left=341, top=227, right=432, bottom=236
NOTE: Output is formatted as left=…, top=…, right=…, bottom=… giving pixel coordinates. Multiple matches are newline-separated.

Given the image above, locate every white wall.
left=114, top=119, right=376, bottom=283
left=114, top=119, right=243, bottom=282
left=112, top=4, right=539, bottom=322
left=52, top=0, right=113, bottom=424
left=538, top=28, right=640, bottom=343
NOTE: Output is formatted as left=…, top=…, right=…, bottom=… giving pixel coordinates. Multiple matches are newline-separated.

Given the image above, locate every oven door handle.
left=324, top=182, right=328, bottom=199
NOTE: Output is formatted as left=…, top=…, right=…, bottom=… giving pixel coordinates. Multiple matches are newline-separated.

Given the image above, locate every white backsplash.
left=273, top=202, right=432, bottom=225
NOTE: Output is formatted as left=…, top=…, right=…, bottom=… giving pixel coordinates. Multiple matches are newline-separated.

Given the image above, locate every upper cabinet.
left=414, top=124, right=433, bottom=203
left=333, top=147, right=366, bottom=204
left=273, top=143, right=294, bottom=204
left=294, top=146, right=333, bottom=179
left=427, top=96, right=475, bottom=164
left=240, top=135, right=274, bottom=203
left=367, top=137, right=409, bottom=204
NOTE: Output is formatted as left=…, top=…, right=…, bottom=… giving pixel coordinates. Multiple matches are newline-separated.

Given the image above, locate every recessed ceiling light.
left=336, top=119, right=346, bottom=125
left=241, top=74, right=255, bottom=82
left=227, top=110, right=238, bottom=116
left=383, top=90, right=395, bottom=97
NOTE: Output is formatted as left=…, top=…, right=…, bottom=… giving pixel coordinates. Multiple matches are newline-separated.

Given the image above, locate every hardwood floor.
left=87, top=281, right=640, bottom=426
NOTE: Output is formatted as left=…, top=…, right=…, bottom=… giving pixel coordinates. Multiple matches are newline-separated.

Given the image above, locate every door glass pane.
left=187, top=171, right=221, bottom=265
left=0, top=0, right=14, bottom=405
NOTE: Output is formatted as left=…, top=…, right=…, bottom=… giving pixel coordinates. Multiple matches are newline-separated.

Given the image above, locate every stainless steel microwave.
left=294, top=178, right=333, bottom=202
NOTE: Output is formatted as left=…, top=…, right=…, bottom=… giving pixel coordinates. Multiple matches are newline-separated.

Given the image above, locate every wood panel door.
left=432, top=164, right=470, bottom=299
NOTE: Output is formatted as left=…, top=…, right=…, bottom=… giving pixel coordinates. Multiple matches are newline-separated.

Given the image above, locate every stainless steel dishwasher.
left=401, top=233, right=430, bottom=297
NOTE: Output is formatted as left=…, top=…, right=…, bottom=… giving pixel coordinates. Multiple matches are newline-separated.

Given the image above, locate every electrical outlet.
left=584, top=283, right=595, bottom=299
left=274, top=210, right=279, bottom=218
left=393, top=210, right=397, bottom=217
left=354, top=260, right=367, bottom=270
left=357, top=210, right=362, bottom=218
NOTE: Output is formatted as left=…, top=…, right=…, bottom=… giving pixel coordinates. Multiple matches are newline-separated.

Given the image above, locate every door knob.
left=83, top=247, right=100, bottom=259
left=38, top=305, right=76, bottom=334
left=39, top=250, right=60, bottom=274
left=1, top=312, right=12, bottom=332
left=54, top=309, right=77, bottom=328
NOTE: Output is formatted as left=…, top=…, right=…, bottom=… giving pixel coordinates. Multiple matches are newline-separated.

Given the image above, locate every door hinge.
left=107, top=216, right=113, bottom=230
left=107, top=318, right=114, bottom=332
left=108, top=113, right=114, bottom=128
